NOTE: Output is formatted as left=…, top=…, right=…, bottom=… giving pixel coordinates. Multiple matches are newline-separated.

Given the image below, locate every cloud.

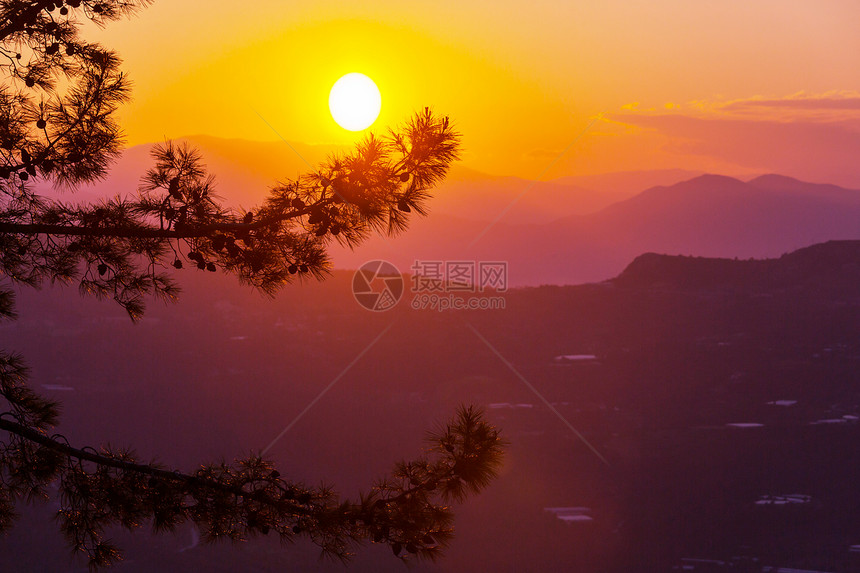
left=722, top=97, right=860, bottom=111
left=713, top=92, right=860, bottom=123
left=512, top=92, right=860, bottom=185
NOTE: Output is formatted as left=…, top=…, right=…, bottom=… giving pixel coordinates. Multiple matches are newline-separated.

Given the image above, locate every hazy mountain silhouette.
left=30, top=136, right=860, bottom=286
left=567, top=173, right=860, bottom=256
left=330, top=173, right=860, bottom=285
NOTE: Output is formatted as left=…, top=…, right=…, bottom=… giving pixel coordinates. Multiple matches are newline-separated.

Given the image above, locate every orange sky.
left=83, top=1, right=860, bottom=185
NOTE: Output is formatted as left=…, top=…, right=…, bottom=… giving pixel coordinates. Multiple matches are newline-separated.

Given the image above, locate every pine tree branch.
left=0, top=1, right=57, bottom=41
left=0, top=416, right=199, bottom=483
left=0, top=211, right=309, bottom=239
left=0, top=416, right=311, bottom=513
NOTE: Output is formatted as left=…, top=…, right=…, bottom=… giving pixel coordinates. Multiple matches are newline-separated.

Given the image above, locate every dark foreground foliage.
left=0, top=0, right=503, bottom=568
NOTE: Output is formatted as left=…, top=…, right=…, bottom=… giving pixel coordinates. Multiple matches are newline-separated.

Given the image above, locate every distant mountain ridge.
left=329, top=172, right=860, bottom=285
left=614, top=240, right=860, bottom=295
left=27, top=134, right=860, bottom=285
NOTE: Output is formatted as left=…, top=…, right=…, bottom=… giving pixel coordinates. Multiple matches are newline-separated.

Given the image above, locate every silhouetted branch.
left=0, top=398, right=504, bottom=568
left=0, top=214, right=309, bottom=238
left=0, top=2, right=503, bottom=570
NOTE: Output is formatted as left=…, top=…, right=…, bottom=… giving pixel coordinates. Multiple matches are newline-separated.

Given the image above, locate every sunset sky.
left=85, top=1, right=860, bottom=186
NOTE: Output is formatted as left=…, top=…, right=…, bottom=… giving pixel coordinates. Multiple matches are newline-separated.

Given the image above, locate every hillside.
left=2, top=241, right=860, bottom=571
left=614, top=240, right=860, bottom=295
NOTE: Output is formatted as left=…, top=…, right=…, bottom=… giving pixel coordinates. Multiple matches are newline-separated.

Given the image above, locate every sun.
left=329, top=73, right=382, bottom=131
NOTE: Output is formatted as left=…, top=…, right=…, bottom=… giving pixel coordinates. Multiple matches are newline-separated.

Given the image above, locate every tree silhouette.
left=0, top=1, right=504, bottom=568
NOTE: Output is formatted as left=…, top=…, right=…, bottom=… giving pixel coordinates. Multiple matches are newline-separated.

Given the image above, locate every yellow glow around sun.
left=329, top=73, right=382, bottom=131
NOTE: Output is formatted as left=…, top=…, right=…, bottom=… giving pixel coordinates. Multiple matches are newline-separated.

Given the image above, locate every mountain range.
left=36, top=136, right=860, bottom=285
left=333, top=172, right=860, bottom=284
